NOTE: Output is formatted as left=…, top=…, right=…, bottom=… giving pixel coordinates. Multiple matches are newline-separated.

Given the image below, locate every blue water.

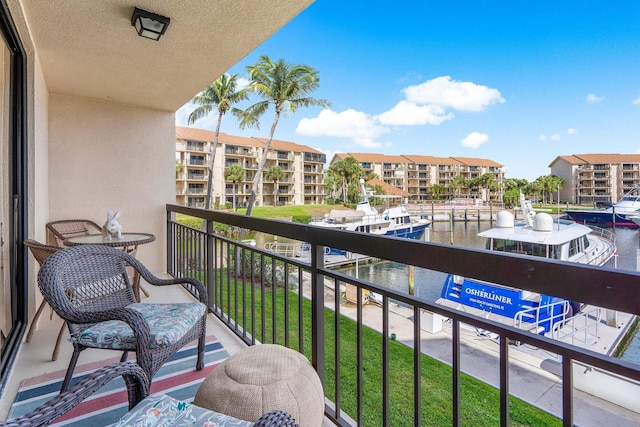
left=337, top=221, right=640, bottom=363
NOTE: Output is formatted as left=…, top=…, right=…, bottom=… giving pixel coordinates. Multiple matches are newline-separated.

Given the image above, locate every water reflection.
left=336, top=221, right=640, bottom=362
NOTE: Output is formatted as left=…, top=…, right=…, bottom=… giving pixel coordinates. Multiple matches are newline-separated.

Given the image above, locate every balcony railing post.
left=206, top=219, right=214, bottom=309
left=311, top=243, right=325, bottom=385
left=166, top=208, right=174, bottom=274
left=563, top=357, right=574, bottom=427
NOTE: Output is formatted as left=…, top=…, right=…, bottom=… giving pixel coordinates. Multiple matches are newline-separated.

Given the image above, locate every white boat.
left=309, top=179, right=430, bottom=253
left=438, top=192, right=617, bottom=334
left=623, top=209, right=640, bottom=227
left=564, top=184, right=640, bottom=227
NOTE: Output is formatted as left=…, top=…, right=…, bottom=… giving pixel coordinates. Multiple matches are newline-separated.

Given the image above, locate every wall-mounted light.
left=131, top=7, right=170, bottom=41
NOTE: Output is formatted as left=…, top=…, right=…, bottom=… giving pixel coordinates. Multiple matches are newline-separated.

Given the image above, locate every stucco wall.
left=48, top=94, right=174, bottom=273
left=33, top=56, right=49, bottom=244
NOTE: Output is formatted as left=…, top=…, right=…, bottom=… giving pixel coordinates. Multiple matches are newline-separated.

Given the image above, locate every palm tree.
left=234, top=55, right=330, bottom=215
left=224, top=164, right=245, bottom=212
left=265, top=166, right=286, bottom=206
left=450, top=174, right=467, bottom=198
left=478, top=173, right=495, bottom=202
left=329, top=157, right=363, bottom=203
left=175, top=160, right=184, bottom=179
left=188, top=74, right=249, bottom=210
left=430, top=184, right=445, bottom=201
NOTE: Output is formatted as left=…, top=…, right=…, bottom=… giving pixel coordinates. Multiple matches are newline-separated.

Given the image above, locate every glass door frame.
left=0, top=0, right=28, bottom=396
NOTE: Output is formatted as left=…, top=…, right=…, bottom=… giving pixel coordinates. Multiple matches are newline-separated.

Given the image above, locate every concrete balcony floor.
left=0, top=279, right=334, bottom=425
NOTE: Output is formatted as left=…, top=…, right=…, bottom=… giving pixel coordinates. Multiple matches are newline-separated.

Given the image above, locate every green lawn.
left=173, top=211, right=561, bottom=425
left=199, top=266, right=561, bottom=427
left=234, top=204, right=346, bottom=219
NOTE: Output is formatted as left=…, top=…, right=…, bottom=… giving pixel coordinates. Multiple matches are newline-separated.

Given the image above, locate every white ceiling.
left=20, top=0, right=313, bottom=111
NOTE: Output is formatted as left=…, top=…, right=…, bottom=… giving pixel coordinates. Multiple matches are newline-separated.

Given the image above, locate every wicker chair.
left=23, top=239, right=65, bottom=361
left=37, top=245, right=208, bottom=392
left=46, top=219, right=149, bottom=299
left=45, top=219, right=103, bottom=247
left=0, top=362, right=298, bottom=427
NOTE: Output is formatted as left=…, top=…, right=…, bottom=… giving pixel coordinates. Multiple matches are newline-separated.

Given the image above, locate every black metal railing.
left=166, top=204, right=640, bottom=427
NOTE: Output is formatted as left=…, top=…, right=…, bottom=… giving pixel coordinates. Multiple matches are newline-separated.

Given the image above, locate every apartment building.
left=333, top=153, right=505, bottom=202
left=176, top=127, right=326, bottom=208
left=549, top=154, right=640, bottom=204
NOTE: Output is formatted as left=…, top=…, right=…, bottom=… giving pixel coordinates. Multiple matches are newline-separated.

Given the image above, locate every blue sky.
left=176, top=1, right=640, bottom=181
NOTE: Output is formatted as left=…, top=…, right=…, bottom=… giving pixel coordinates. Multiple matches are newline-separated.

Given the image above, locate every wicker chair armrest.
left=123, top=253, right=208, bottom=304
left=0, top=362, right=148, bottom=427
left=253, top=410, right=299, bottom=427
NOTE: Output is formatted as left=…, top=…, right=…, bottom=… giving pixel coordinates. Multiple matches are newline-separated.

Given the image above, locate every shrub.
left=291, top=215, right=311, bottom=224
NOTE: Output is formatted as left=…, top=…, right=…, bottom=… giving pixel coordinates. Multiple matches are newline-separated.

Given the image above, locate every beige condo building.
left=176, top=127, right=326, bottom=208
left=332, top=153, right=505, bottom=202
left=549, top=153, right=640, bottom=204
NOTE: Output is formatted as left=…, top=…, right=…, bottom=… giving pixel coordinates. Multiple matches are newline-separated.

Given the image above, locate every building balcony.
left=186, top=188, right=207, bottom=195
left=186, top=174, right=208, bottom=181
left=159, top=205, right=640, bottom=426
left=5, top=206, right=640, bottom=426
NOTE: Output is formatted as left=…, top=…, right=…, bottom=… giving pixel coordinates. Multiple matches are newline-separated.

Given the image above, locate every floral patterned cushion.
left=106, top=393, right=253, bottom=427
left=71, top=303, right=206, bottom=350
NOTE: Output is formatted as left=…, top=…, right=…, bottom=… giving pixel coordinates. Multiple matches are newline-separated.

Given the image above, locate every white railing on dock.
left=264, top=242, right=314, bottom=259
left=513, top=299, right=571, bottom=335
left=551, top=307, right=601, bottom=350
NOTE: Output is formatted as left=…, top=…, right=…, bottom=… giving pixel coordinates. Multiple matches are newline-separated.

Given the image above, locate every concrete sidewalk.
left=345, top=300, right=639, bottom=427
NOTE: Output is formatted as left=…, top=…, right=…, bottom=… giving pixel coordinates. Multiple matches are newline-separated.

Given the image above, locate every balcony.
left=164, top=205, right=640, bottom=426
left=186, top=173, right=208, bottom=181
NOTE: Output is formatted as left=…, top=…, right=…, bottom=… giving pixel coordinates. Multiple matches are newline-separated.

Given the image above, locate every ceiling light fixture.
left=131, top=7, right=170, bottom=41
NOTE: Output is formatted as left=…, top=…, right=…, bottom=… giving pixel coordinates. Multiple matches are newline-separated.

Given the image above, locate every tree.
left=324, top=173, right=339, bottom=200
left=532, top=174, right=564, bottom=202
left=224, top=164, right=245, bottom=211
left=265, top=166, right=286, bottom=206
left=429, top=184, right=446, bottom=200
left=450, top=174, right=467, bottom=198
left=329, top=157, right=363, bottom=203
left=188, top=74, right=249, bottom=210
left=478, top=173, right=495, bottom=202
left=175, top=160, right=184, bottom=179
left=234, top=55, right=330, bottom=215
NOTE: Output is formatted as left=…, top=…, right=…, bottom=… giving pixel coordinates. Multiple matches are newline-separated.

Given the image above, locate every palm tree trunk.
left=233, top=182, right=237, bottom=211
left=245, top=112, right=280, bottom=216
left=205, top=112, right=223, bottom=210
left=274, top=180, right=278, bottom=206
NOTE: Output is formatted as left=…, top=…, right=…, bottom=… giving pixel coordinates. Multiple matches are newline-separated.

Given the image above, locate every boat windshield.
left=489, top=238, right=562, bottom=260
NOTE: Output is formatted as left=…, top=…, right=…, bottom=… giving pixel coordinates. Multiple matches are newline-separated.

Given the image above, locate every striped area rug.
left=8, top=336, right=229, bottom=426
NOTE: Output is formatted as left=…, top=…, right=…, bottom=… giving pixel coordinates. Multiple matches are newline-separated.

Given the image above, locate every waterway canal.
left=335, top=221, right=640, bottom=363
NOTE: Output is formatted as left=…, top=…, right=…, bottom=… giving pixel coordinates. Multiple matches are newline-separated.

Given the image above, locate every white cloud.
left=461, top=132, right=489, bottom=149
left=403, top=76, right=504, bottom=112
left=586, top=93, right=603, bottom=104
left=237, top=77, right=251, bottom=90
left=296, top=76, right=503, bottom=147
left=567, top=128, right=577, bottom=135
left=550, top=134, right=562, bottom=141
left=377, top=101, right=453, bottom=125
left=539, top=134, right=547, bottom=141
left=175, top=101, right=217, bottom=129
left=296, top=109, right=389, bottom=148
left=633, top=97, right=640, bottom=106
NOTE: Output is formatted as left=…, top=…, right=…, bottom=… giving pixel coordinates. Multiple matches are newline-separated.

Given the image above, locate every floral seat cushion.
left=107, top=393, right=253, bottom=427
left=71, top=303, right=206, bottom=350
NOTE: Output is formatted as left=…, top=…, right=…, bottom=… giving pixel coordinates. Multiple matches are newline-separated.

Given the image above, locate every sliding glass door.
left=0, top=0, right=28, bottom=394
